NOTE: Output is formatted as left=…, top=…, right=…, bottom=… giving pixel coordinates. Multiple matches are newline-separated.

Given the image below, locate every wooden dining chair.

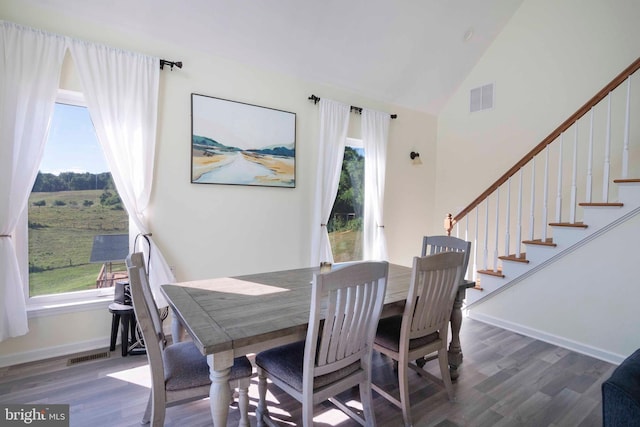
left=371, top=252, right=464, bottom=427
left=126, top=253, right=253, bottom=427
left=421, top=235, right=471, bottom=279
left=255, top=261, right=389, bottom=427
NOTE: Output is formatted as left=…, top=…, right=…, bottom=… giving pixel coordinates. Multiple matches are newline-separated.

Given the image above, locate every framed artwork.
left=191, top=94, right=296, bottom=188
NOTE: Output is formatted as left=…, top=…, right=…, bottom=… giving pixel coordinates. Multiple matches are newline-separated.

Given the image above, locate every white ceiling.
left=22, top=0, right=524, bottom=115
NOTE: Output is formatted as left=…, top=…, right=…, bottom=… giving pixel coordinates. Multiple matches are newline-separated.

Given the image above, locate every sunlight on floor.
left=314, top=408, right=350, bottom=425
left=106, top=365, right=360, bottom=426
left=107, top=365, right=151, bottom=388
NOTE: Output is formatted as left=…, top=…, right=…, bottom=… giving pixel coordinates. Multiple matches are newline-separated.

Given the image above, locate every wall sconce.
left=410, top=151, right=422, bottom=165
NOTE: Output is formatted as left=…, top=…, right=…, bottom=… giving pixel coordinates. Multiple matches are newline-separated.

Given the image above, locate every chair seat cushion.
left=163, top=341, right=253, bottom=391
left=255, top=341, right=361, bottom=393
left=375, top=315, right=439, bottom=353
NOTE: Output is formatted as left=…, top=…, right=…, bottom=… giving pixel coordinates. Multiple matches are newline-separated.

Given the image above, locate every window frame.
left=21, top=89, right=124, bottom=316
left=346, top=137, right=363, bottom=150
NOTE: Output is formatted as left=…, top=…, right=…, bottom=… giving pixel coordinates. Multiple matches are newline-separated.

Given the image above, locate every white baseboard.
left=466, top=311, right=625, bottom=365
left=0, top=335, right=112, bottom=368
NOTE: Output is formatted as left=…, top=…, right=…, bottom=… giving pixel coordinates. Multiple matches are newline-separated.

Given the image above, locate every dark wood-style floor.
left=0, top=318, right=615, bottom=426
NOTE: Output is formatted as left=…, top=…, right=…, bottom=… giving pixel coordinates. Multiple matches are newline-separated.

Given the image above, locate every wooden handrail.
left=446, top=57, right=640, bottom=234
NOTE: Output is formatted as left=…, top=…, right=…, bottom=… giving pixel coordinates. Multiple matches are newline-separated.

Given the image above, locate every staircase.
left=445, top=57, right=640, bottom=307
left=465, top=179, right=640, bottom=306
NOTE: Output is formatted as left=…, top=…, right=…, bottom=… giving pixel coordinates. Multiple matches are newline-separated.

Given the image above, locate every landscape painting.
left=191, top=94, right=296, bottom=187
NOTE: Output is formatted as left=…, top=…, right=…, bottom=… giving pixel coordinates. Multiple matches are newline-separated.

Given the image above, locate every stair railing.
left=444, top=57, right=640, bottom=281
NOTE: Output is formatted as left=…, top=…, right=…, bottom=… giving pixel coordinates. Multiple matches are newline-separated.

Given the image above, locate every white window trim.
left=346, top=137, right=363, bottom=149
left=22, top=88, right=126, bottom=317
left=56, top=88, right=86, bottom=106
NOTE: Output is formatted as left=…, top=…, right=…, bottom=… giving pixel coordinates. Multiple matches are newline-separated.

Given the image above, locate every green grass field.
left=28, top=190, right=128, bottom=297
left=329, top=229, right=363, bottom=262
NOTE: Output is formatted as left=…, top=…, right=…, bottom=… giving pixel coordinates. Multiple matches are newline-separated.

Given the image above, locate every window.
left=328, top=138, right=364, bottom=262
left=27, top=89, right=128, bottom=301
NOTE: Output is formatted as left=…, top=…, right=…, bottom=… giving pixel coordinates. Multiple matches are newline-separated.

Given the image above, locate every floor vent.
left=67, top=351, right=110, bottom=366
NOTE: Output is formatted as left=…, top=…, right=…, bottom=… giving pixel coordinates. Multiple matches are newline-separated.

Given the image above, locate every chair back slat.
left=404, top=252, right=464, bottom=341
left=126, top=253, right=167, bottom=396
left=126, top=253, right=164, bottom=343
left=306, top=262, right=389, bottom=379
left=422, top=235, right=471, bottom=280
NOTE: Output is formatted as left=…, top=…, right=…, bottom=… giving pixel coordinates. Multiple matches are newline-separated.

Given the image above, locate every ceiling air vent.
left=470, top=83, right=494, bottom=113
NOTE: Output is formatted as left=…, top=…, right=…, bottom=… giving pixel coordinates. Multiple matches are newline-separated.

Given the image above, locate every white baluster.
left=483, top=200, right=489, bottom=271
left=556, top=133, right=563, bottom=223
left=622, top=76, right=631, bottom=178
left=542, top=146, right=549, bottom=241
left=505, top=178, right=511, bottom=257
left=586, top=108, right=594, bottom=203
left=473, top=207, right=478, bottom=281
left=603, top=93, right=611, bottom=202
left=493, top=188, right=499, bottom=273
left=570, top=124, right=578, bottom=223
left=465, top=215, right=469, bottom=243
left=516, top=168, right=523, bottom=258
left=529, top=158, right=536, bottom=241
left=465, top=215, right=469, bottom=279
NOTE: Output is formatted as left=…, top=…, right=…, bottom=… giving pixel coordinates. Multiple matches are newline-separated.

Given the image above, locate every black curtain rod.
left=160, top=59, right=183, bottom=70
left=308, top=94, right=397, bottom=119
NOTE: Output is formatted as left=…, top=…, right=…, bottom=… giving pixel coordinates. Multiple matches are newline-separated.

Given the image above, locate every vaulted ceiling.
left=20, top=0, right=524, bottom=115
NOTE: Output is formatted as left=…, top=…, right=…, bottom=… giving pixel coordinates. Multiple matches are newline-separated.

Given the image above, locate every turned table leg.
left=448, top=287, right=465, bottom=380
left=208, top=352, right=233, bottom=426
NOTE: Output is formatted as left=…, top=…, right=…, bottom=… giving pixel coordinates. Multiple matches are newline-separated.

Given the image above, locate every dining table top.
left=161, top=263, right=474, bottom=357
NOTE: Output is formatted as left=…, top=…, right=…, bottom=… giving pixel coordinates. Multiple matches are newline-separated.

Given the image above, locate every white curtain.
left=362, top=108, right=390, bottom=261
left=68, top=40, right=174, bottom=306
left=310, top=99, right=350, bottom=266
left=0, top=22, right=67, bottom=340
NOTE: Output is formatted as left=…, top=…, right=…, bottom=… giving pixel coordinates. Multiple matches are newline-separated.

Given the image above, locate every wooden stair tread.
left=578, top=202, right=624, bottom=207
left=522, top=238, right=557, bottom=247
left=548, top=222, right=588, bottom=228
left=613, top=178, right=640, bottom=183
left=477, top=269, right=505, bottom=278
left=470, top=276, right=483, bottom=291
left=498, top=253, right=529, bottom=263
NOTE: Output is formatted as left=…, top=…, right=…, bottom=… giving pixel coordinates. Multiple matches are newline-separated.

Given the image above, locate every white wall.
left=436, top=0, right=640, bottom=362
left=0, top=2, right=438, bottom=364
left=435, top=0, right=640, bottom=227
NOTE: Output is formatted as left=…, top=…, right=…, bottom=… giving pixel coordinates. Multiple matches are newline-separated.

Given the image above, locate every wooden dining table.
left=161, top=263, right=474, bottom=426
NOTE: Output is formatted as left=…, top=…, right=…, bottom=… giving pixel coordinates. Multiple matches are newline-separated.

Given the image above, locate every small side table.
left=108, top=302, right=136, bottom=357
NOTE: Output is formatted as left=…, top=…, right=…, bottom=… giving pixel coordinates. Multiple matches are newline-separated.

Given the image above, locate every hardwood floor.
left=0, top=319, right=615, bottom=426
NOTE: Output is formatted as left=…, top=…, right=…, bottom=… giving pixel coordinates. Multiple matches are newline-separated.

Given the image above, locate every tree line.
left=32, top=171, right=115, bottom=192
left=328, top=147, right=364, bottom=233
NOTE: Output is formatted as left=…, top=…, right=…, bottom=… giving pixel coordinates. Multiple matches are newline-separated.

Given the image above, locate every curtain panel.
left=0, top=21, right=67, bottom=340
left=0, top=21, right=173, bottom=341
left=362, top=108, right=390, bottom=261
left=68, top=40, right=174, bottom=306
left=310, top=99, right=350, bottom=266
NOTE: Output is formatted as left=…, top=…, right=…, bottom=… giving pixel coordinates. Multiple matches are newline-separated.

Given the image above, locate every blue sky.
left=40, top=103, right=108, bottom=175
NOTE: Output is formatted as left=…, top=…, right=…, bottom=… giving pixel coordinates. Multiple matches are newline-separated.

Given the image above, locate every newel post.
left=444, top=213, right=454, bottom=236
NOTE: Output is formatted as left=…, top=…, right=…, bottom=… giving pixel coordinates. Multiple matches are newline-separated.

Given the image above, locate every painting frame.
left=191, top=93, right=296, bottom=188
